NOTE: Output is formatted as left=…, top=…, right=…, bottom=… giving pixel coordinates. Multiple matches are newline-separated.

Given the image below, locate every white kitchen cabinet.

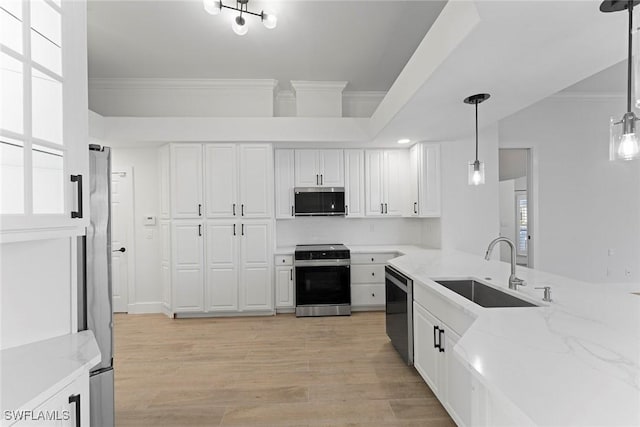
left=205, top=220, right=239, bottom=312
left=350, top=252, right=395, bottom=310
left=344, top=149, right=365, bottom=218
left=204, top=144, right=237, bottom=218
left=239, top=220, right=272, bottom=311
left=274, top=149, right=295, bottom=219
left=160, top=220, right=171, bottom=315
left=275, top=255, right=294, bottom=311
left=294, top=149, right=344, bottom=187
left=171, top=221, right=204, bottom=312
left=11, top=374, right=90, bottom=427
left=409, top=143, right=441, bottom=217
left=413, top=289, right=474, bottom=427
left=1, top=0, right=89, bottom=241
left=170, top=144, right=204, bottom=219
left=365, top=150, right=408, bottom=216
left=238, top=145, right=273, bottom=218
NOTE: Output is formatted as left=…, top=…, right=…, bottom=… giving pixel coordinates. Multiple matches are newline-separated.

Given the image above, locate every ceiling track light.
left=464, top=93, right=491, bottom=186
left=601, top=0, right=640, bottom=160
left=203, top=0, right=277, bottom=36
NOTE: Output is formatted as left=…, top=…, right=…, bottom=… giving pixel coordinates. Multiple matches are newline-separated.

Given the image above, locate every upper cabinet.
left=0, top=0, right=89, bottom=241
left=275, top=149, right=295, bottom=219
left=365, top=150, right=408, bottom=217
left=409, top=143, right=441, bottom=217
left=344, top=149, right=365, bottom=218
left=163, top=143, right=273, bottom=220
left=294, top=149, right=344, bottom=187
left=171, top=144, right=204, bottom=219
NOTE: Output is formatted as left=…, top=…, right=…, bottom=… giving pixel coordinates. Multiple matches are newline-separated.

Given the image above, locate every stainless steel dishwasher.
left=385, top=265, right=413, bottom=365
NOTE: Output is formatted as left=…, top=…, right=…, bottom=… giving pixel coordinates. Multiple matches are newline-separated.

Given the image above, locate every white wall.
left=1, top=238, right=73, bottom=349
left=499, top=95, right=640, bottom=284
left=111, top=147, right=162, bottom=311
left=276, top=217, right=427, bottom=248
left=440, top=125, right=501, bottom=256
left=499, top=179, right=516, bottom=263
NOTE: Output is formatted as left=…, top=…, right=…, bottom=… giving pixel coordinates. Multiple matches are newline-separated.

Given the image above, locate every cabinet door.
left=318, top=149, right=344, bottom=187
left=413, top=301, right=441, bottom=395
left=170, top=144, right=203, bottom=219
left=408, top=144, right=420, bottom=217
left=205, top=221, right=239, bottom=312
left=171, top=222, right=204, bottom=312
left=240, top=221, right=272, bottom=311
left=344, top=150, right=365, bottom=218
left=443, top=326, right=472, bottom=427
left=274, top=149, right=295, bottom=219
left=383, top=150, right=405, bottom=216
left=294, top=150, right=320, bottom=186
left=365, top=150, right=384, bottom=216
left=239, top=144, right=272, bottom=218
left=158, top=145, right=171, bottom=219
left=419, top=144, right=441, bottom=217
left=204, top=144, right=237, bottom=218
left=275, top=266, right=294, bottom=308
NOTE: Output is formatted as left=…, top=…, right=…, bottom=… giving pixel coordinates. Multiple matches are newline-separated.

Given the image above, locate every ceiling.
left=87, top=0, right=446, bottom=91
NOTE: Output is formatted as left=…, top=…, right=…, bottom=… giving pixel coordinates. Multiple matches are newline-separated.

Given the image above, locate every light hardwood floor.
left=114, top=312, right=455, bottom=427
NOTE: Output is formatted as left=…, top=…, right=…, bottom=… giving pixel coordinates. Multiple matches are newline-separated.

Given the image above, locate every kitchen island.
left=388, top=248, right=640, bottom=426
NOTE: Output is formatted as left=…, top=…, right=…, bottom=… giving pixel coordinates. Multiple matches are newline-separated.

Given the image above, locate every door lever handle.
left=112, top=247, right=126, bottom=253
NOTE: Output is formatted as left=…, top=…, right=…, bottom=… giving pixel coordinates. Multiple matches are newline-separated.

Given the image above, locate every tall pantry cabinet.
left=159, top=143, right=274, bottom=316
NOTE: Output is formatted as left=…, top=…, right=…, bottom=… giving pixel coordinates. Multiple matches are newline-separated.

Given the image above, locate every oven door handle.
left=294, top=260, right=351, bottom=267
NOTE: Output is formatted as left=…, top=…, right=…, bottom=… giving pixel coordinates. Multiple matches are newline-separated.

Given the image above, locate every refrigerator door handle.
left=68, top=394, right=81, bottom=427
left=70, top=175, right=83, bottom=218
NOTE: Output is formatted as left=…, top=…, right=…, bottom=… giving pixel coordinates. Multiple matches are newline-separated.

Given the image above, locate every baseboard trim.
left=126, top=302, right=164, bottom=314
left=174, top=310, right=275, bottom=318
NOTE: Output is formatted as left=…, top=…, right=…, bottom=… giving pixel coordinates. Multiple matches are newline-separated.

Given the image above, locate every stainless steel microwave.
left=294, top=187, right=346, bottom=216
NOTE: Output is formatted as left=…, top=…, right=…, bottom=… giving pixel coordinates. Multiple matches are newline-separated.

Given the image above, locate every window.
left=516, top=192, right=528, bottom=257
left=0, top=0, right=66, bottom=216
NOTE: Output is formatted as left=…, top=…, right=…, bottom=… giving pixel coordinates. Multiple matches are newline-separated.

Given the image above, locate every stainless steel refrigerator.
left=77, top=144, right=115, bottom=427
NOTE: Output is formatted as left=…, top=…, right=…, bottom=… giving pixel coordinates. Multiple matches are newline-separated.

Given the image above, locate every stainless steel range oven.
left=295, top=244, right=351, bottom=317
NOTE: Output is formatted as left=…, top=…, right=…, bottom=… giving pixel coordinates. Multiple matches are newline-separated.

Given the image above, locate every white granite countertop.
left=1, top=330, right=101, bottom=414
left=388, top=248, right=640, bottom=426
left=274, top=244, right=415, bottom=255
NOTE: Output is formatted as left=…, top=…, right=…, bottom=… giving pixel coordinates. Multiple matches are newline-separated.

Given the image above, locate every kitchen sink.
left=433, top=279, right=537, bottom=308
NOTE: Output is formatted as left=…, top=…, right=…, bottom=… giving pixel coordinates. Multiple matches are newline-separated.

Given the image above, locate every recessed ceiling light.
left=397, top=138, right=410, bottom=144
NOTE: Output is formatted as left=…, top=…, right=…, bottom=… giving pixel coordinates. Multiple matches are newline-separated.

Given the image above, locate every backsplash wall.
left=276, top=217, right=439, bottom=247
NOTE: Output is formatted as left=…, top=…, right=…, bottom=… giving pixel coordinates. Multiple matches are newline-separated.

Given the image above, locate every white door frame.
left=112, top=167, right=136, bottom=313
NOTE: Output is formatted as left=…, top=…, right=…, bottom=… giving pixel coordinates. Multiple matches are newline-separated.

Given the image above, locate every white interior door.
left=111, top=169, right=133, bottom=313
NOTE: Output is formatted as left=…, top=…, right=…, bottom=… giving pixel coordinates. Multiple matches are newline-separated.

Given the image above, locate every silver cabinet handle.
left=380, top=203, right=384, bottom=214
left=198, top=224, right=202, bottom=236
left=384, top=203, right=388, bottom=214
left=233, top=203, right=236, bottom=216
left=241, top=224, right=245, bottom=236
left=414, top=202, right=418, bottom=214
left=198, top=204, right=202, bottom=216
left=233, top=224, right=236, bottom=236
left=320, top=174, right=323, bottom=185
left=316, top=174, right=319, bottom=185
left=241, top=204, right=244, bottom=216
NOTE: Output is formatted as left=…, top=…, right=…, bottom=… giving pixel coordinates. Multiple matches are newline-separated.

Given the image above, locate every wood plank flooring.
left=114, top=312, right=455, bottom=427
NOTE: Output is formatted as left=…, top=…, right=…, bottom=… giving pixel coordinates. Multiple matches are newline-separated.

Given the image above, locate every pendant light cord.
left=475, top=101, right=479, bottom=162
left=628, top=0, right=634, bottom=112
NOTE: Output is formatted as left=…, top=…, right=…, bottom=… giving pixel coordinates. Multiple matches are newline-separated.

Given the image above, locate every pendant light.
left=464, top=93, right=490, bottom=186
left=601, top=0, right=640, bottom=160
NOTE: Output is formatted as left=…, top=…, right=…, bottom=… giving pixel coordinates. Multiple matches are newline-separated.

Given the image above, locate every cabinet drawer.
left=351, top=264, right=385, bottom=284
left=351, top=252, right=397, bottom=265
left=351, top=284, right=385, bottom=306
left=274, top=255, right=293, bottom=266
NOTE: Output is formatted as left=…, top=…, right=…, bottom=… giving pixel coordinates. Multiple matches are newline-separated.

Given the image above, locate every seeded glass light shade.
left=263, top=12, right=277, bottom=29
left=610, top=114, right=640, bottom=160
left=232, top=15, right=248, bottom=35
left=468, top=160, right=485, bottom=186
left=203, top=0, right=221, bottom=15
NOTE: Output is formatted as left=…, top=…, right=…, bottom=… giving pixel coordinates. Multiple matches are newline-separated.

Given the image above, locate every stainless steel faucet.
left=484, top=237, right=525, bottom=290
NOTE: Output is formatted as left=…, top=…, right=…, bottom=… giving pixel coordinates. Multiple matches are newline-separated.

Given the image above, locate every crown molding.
left=290, top=80, right=348, bottom=93
left=343, top=91, right=387, bottom=100
left=89, top=78, right=279, bottom=91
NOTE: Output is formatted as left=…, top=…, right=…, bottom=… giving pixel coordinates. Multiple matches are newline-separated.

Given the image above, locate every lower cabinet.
left=414, top=299, right=473, bottom=427
left=12, top=374, right=89, bottom=427
left=350, top=252, right=396, bottom=310
left=169, top=219, right=273, bottom=315
left=274, top=255, right=294, bottom=312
